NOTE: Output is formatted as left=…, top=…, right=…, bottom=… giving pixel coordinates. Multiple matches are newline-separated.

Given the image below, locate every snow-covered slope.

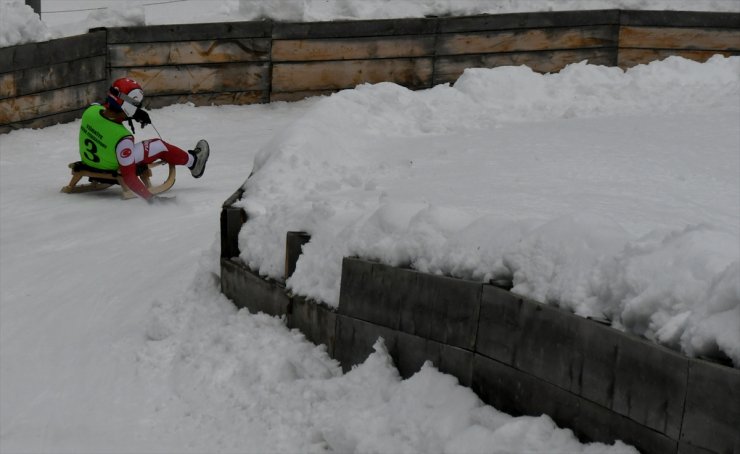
left=237, top=56, right=740, bottom=366
left=0, top=99, right=639, bottom=452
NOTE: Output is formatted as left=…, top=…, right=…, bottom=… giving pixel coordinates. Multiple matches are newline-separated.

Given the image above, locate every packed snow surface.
left=236, top=56, right=740, bottom=366
left=2, top=0, right=740, bottom=46
left=1, top=0, right=739, bottom=451
left=0, top=82, right=644, bottom=453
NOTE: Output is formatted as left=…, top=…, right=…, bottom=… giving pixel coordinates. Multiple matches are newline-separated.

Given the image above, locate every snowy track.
left=0, top=102, right=314, bottom=451
left=2, top=55, right=739, bottom=453
left=0, top=98, right=641, bottom=453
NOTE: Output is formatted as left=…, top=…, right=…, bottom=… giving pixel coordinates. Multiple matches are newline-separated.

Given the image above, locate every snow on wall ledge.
left=235, top=56, right=740, bottom=367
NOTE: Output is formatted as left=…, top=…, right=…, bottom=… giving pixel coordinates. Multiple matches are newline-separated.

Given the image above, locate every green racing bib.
left=78, top=105, right=131, bottom=170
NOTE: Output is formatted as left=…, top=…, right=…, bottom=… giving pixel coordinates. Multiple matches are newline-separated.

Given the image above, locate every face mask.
left=119, top=88, right=144, bottom=117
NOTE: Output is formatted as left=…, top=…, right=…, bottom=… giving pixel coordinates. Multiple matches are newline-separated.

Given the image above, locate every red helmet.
left=107, top=77, right=144, bottom=118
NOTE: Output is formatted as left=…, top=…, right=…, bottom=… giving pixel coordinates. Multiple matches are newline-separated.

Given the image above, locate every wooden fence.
left=107, top=22, right=272, bottom=108
left=0, top=31, right=107, bottom=131
left=1, top=9, right=739, bottom=133
left=217, top=209, right=740, bottom=454
left=270, top=17, right=438, bottom=101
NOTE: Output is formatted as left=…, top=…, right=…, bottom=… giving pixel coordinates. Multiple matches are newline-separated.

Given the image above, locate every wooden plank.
left=286, top=296, right=338, bottom=356
left=0, top=55, right=106, bottom=100
left=619, top=26, right=740, bottom=51
left=0, top=31, right=106, bottom=74
left=270, top=89, right=337, bottom=103
left=620, top=10, right=740, bottom=28
left=434, top=49, right=616, bottom=84
left=680, top=360, right=740, bottom=454
left=0, top=81, right=106, bottom=125
left=273, top=35, right=435, bottom=62
left=617, top=48, right=737, bottom=68
left=144, top=91, right=267, bottom=109
left=437, top=25, right=618, bottom=56
left=439, top=10, right=620, bottom=33
left=110, top=63, right=270, bottom=96
left=109, top=38, right=271, bottom=67
left=106, top=21, right=271, bottom=44
left=273, top=17, right=436, bottom=39
left=272, top=58, right=433, bottom=92
left=472, top=355, right=680, bottom=454
left=477, top=285, right=689, bottom=440
left=0, top=108, right=85, bottom=135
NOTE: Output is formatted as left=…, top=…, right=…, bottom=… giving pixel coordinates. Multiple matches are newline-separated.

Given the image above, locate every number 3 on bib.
left=83, top=138, right=100, bottom=163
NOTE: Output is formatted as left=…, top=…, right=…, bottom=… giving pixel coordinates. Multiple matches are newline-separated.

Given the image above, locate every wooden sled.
left=61, top=160, right=176, bottom=200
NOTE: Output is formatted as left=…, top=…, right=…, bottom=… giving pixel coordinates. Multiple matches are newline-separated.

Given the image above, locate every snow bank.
left=0, top=0, right=50, bottom=46
left=0, top=99, right=639, bottom=451
left=143, top=265, right=637, bottom=453
left=237, top=56, right=740, bottom=366
left=236, top=0, right=740, bottom=22
left=0, top=0, right=143, bottom=46
left=2, top=0, right=739, bottom=47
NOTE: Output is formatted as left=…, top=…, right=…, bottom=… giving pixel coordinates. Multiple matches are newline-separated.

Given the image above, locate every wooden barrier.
left=218, top=245, right=740, bottom=454
left=217, top=201, right=739, bottom=454
left=435, top=10, right=620, bottom=84
left=617, top=10, right=740, bottom=67
left=0, top=31, right=107, bottom=133
left=1, top=10, right=739, bottom=133
left=270, top=18, right=436, bottom=101
left=107, top=22, right=272, bottom=109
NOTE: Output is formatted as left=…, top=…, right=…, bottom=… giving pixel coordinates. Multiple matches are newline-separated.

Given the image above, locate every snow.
left=1, top=0, right=740, bottom=47
left=0, top=0, right=50, bottom=46
left=1, top=0, right=738, bottom=452
left=0, top=100, right=639, bottom=454
left=237, top=56, right=740, bottom=366
left=2, top=60, right=737, bottom=454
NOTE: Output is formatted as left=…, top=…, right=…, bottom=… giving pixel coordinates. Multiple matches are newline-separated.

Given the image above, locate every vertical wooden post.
left=25, top=0, right=41, bottom=15
left=285, top=231, right=311, bottom=280
left=220, top=188, right=247, bottom=259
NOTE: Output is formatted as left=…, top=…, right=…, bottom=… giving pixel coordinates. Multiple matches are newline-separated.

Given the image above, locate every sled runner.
left=60, top=160, right=176, bottom=200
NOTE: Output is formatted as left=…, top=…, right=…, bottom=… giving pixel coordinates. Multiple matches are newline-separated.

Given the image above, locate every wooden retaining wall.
left=270, top=17, right=438, bottom=102
left=618, top=10, right=740, bottom=67
left=434, top=10, right=621, bottom=85
left=0, top=31, right=107, bottom=132
left=107, top=22, right=272, bottom=109
left=218, top=197, right=740, bottom=454
left=2, top=9, right=739, bottom=133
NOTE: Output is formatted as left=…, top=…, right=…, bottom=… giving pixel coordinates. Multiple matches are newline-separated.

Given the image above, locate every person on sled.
left=78, top=77, right=209, bottom=203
